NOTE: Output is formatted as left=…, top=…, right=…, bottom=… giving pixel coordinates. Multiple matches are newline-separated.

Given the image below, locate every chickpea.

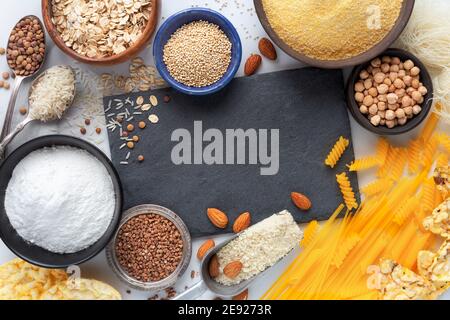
left=403, top=59, right=414, bottom=70
left=401, top=96, right=412, bottom=107
left=403, top=75, right=412, bottom=86
left=354, top=81, right=364, bottom=92
left=395, top=108, right=406, bottom=119
left=389, top=72, right=398, bottom=82
left=390, top=64, right=399, bottom=72
left=371, top=58, right=381, bottom=68
left=387, top=93, right=398, bottom=104
left=368, top=87, right=378, bottom=97
left=381, top=63, right=390, bottom=73
left=380, top=119, right=386, bottom=126
left=359, top=105, right=369, bottom=114
left=386, top=120, right=396, bottom=128
left=385, top=110, right=396, bottom=121
left=370, top=115, right=381, bottom=126
left=398, top=117, right=407, bottom=126
left=389, top=84, right=396, bottom=93
left=360, top=70, right=370, bottom=80
left=377, top=84, right=388, bottom=95
left=391, top=57, right=401, bottom=65
left=398, top=62, right=404, bottom=70
left=355, top=92, right=364, bottom=103
left=404, top=106, right=413, bottom=116
left=369, top=104, right=378, bottom=115
left=378, top=94, right=387, bottom=102
left=382, top=56, right=392, bottom=63
left=363, top=79, right=373, bottom=90
left=378, top=110, right=386, bottom=119
left=377, top=101, right=387, bottom=111
left=374, top=72, right=385, bottom=84
left=411, top=90, right=422, bottom=102
left=410, top=66, right=420, bottom=76
left=398, top=70, right=406, bottom=78
left=412, top=105, right=422, bottom=115
left=363, top=95, right=374, bottom=107
left=383, top=78, right=392, bottom=86
left=388, top=103, right=399, bottom=111
left=418, top=86, right=427, bottom=96
left=393, top=78, right=405, bottom=89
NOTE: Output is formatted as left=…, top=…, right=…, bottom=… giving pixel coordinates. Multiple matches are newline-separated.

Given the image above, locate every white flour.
left=5, top=146, right=115, bottom=254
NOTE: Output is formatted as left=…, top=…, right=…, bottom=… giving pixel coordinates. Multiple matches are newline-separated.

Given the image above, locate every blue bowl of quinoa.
left=153, top=8, right=242, bottom=96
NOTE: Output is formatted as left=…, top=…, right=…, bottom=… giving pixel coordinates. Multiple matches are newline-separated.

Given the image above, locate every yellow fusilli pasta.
left=377, top=147, right=400, bottom=178
left=332, top=234, right=360, bottom=268
left=376, top=138, right=390, bottom=165
left=389, top=148, right=408, bottom=181
left=361, top=179, right=393, bottom=197
left=300, top=220, right=319, bottom=248
left=392, top=196, right=420, bottom=225
left=421, top=135, right=439, bottom=169
left=436, top=153, right=449, bottom=168
left=421, top=178, right=436, bottom=215
left=336, top=172, right=358, bottom=210
left=407, top=139, right=422, bottom=175
left=347, top=156, right=380, bottom=172
left=325, top=136, right=349, bottom=168
left=436, top=133, right=450, bottom=154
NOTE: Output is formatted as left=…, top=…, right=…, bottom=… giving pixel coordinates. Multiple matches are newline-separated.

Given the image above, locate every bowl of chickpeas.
left=346, top=48, right=433, bottom=135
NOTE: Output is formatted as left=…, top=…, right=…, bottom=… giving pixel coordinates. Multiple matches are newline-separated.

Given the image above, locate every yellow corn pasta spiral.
left=421, top=178, right=436, bottom=215
left=347, top=156, right=380, bottom=172
left=421, top=135, right=439, bottom=169
left=389, top=148, right=408, bottom=181
left=436, top=133, right=450, bottom=154
left=436, top=153, right=449, bottom=168
left=407, top=139, right=422, bottom=175
left=392, top=196, right=420, bottom=225
left=377, top=147, right=400, bottom=178
left=376, top=138, right=390, bottom=165
left=332, top=234, right=360, bottom=268
left=325, top=136, right=349, bottom=168
left=336, top=172, right=358, bottom=210
left=361, top=179, right=393, bottom=197
left=300, top=220, right=319, bottom=248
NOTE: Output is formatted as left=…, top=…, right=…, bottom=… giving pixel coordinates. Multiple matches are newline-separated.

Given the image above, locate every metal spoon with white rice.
left=0, top=65, right=76, bottom=159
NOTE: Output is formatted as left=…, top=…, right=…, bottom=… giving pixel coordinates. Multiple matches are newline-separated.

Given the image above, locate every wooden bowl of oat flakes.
left=42, top=0, right=158, bottom=65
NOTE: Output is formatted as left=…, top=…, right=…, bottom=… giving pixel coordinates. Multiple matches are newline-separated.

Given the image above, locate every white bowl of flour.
left=0, top=135, right=123, bottom=267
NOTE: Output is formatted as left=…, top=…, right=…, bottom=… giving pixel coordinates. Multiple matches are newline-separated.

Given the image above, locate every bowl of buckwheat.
left=42, top=0, right=158, bottom=65
left=346, top=48, right=433, bottom=135
left=153, top=8, right=242, bottom=95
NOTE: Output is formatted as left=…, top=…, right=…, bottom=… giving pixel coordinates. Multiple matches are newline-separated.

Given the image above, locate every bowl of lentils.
left=106, top=204, right=192, bottom=291
left=153, top=8, right=242, bottom=95
left=346, top=48, right=433, bottom=135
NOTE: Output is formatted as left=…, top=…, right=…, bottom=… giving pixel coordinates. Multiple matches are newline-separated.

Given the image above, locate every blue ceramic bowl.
left=153, top=8, right=242, bottom=96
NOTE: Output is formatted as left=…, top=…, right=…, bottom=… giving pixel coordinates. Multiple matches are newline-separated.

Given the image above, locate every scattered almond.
left=223, top=261, right=243, bottom=279
left=291, top=192, right=312, bottom=210
left=209, top=255, right=220, bottom=278
left=258, top=38, right=277, bottom=60
left=232, top=289, right=249, bottom=300
left=197, top=239, right=215, bottom=260
left=207, top=208, right=228, bottom=229
left=244, top=54, right=262, bottom=76
left=233, top=212, right=251, bottom=233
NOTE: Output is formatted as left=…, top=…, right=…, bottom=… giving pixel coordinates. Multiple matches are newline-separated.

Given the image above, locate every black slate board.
left=104, top=68, right=359, bottom=237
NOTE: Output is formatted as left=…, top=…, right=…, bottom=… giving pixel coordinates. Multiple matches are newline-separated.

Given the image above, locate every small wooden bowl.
left=254, top=0, right=415, bottom=69
left=41, top=0, right=158, bottom=66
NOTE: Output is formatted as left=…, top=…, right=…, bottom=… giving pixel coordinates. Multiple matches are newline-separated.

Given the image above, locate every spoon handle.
left=0, top=76, right=25, bottom=142
left=0, top=117, right=33, bottom=160
left=172, top=280, right=207, bottom=300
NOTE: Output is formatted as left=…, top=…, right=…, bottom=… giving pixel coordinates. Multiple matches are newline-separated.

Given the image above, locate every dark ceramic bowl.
left=346, top=48, right=433, bottom=136
left=153, top=8, right=242, bottom=95
left=0, top=135, right=123, bottom=268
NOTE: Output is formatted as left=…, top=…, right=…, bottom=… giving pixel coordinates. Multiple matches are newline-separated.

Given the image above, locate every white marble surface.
left=0, top=0, right=448, bottom=300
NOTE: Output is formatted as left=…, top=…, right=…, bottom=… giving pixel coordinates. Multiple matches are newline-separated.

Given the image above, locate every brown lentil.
left=7, top=17, right=45, bottom=76
left=163, top=21, right=232, bottom=87
left=80, top=127, right=86, bottom=135
left=84, top=118, right=91, bottom=126
left=163, top=95, right=171, bottom=103
left=132, top=135, right=139, bottom=142
left=19, top=107, right=27, bottom=115
left=127, top=141, right=134, bottom=149
left=138, top=155, right=145, bottom=162
left=138, top=121, right=146, bottom=129
left=127, top=124, right=134, bottom=132
left=95, top=127, right=102, bottom=134
left=115, top=214, right=184, bottom=282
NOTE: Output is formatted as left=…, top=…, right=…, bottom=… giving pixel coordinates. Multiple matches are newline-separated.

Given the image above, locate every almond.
left=209, top=255, right=220, bottom=278
left=244, top=54, right=262, bottom=76
left=223, top=261, right=243, bottom=279
left=207, top=208, right=228, bottom=229
left=258, top=37, right=277, bottom=60
left=233, top=212, right=251, bottom=233
left=197, top=239, right=215, bottom=260
left=291, top=192, right=312, bottom=210
left=232, top=289, right=249, bottom=300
